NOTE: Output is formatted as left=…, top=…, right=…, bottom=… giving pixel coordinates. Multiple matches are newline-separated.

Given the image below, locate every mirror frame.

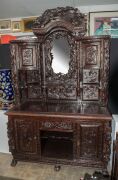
left=44, top=31, right=77, bottom=82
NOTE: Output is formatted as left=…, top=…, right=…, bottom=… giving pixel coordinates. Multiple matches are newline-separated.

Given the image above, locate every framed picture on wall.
left=12, top=21, right=22, bottom=32
left=89, top=11, right=118, bottom=38
left=22, top=17, right=37, bottom=32
left=0, top=20, right=11, bottom=33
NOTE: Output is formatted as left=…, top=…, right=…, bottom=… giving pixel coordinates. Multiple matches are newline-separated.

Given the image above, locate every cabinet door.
left=78, top=38, right=110, bottom=105
left=14, top=119, right=39, bottom=155
left=77, top=122, right=103, bottom=160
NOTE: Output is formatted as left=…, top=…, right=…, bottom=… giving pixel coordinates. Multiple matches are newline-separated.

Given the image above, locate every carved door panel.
left=79, top=38, right=110, bottom=105
left=18, top=69, right=42, bottom=101
left=79, top=39, right=101, bottom=102
left=14, top=119, right=39, bottom=155
left=18, top=43, right=40, bottom=70
left=77, top=122, right=103, bottom=161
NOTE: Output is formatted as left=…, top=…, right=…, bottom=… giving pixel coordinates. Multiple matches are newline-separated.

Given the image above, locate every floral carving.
left=33, top=7, right=86, bottom=36
left=83, top=85, right=99, bottom=100
left=22, top=48, right=33, bottom=65
left=83, top=69, right=99, bottom=83
left=41, top=121, right=72, bottom=130
left=86, top=46, right=97, bottom=65
left=44, top=31, right=77, bottom=100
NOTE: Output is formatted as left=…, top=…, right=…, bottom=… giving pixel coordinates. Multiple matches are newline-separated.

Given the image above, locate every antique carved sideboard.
left=6, top=7, right=112, bottom=171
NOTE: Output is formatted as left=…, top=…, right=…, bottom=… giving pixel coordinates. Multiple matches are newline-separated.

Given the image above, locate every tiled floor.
left=0, top=153, right=95, bottom=180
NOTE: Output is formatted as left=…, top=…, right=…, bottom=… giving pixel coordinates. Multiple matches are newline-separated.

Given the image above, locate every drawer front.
left=40, top=120, right=73, bottom=131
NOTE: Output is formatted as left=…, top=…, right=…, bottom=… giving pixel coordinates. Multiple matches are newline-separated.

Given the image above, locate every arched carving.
left=32, top=6, right=87, bottom=37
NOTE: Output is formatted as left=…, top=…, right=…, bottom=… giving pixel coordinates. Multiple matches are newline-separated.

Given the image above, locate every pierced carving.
left=41, top=121, right=72, bottom=130
left=33, top=7, right=86, bottom=37
left=48, top=85, right=77, bottom=100
left=44, top=31, right=77, bottom=100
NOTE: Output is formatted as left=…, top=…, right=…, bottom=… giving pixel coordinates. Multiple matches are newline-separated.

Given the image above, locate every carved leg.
left=54, top=165, right=61, bottom=171
left=11, top=159, right=17, bottom=167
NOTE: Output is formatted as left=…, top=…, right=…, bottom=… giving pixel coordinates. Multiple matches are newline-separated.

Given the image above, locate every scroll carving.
left=83, top=85, right=99, bottom=100
left=22, top=48, right=33, bottom=66
left=86, top=46, right=97, bottom=65
left=41, top=121, right=72, bottom=130
left=33, top=7, right=86, bottom=37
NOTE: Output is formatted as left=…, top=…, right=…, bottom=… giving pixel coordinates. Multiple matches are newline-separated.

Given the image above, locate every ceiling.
left=0, top=0, right=118, bottom=19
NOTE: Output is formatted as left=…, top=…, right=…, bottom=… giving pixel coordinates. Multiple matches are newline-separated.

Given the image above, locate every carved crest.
left=32, top=6, right=87, bottom=37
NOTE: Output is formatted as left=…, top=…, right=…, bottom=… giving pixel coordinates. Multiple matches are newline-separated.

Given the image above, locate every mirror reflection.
left=51, top=38, right=70, bottom=74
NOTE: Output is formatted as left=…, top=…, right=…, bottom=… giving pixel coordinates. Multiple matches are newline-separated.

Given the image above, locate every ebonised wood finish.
left=6, top=7, right=112, bottom=171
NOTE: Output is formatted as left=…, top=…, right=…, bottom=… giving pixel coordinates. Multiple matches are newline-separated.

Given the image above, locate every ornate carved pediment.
left=32, top=6, right=86, bottom=36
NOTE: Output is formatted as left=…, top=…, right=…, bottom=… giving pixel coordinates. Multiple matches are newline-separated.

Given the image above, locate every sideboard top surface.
left=6, top=101, right=112, bottom=120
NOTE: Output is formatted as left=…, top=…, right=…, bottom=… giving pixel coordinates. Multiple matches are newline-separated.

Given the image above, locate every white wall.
left=0, top=110, right=9, bottom=153
left=1, top=3, right=118, bottom=37
left=79, top=4, right=118, bottom=13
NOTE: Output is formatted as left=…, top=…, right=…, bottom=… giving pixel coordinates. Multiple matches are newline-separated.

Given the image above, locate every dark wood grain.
left=6, top=7, right=112, bottom=171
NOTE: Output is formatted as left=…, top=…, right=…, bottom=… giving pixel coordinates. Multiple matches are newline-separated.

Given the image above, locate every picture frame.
left=0, top=20, right=11, bottom=33
left=12, top=21, right=22, bottom=32
left=89, top=11, right=118, bottom=38
left=22, top=17, right=37, bottom=32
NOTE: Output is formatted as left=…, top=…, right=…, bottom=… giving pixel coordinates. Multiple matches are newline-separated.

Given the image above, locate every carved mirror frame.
left=44, top=30, right=76, bottom=82
left=32, top=7, right=87, bottom=100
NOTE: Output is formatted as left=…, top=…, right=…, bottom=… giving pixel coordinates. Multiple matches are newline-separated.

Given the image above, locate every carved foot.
left=11, top=159, right=17, bottom=167
left=54, top=165, right=61, bottom=171
left=102, top=169, right=109, bottom=177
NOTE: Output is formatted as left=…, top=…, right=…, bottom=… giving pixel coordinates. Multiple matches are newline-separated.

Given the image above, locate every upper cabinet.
left=77, top=37, right=110, bottom=106
left=10, top=7, right=110, bottom=107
